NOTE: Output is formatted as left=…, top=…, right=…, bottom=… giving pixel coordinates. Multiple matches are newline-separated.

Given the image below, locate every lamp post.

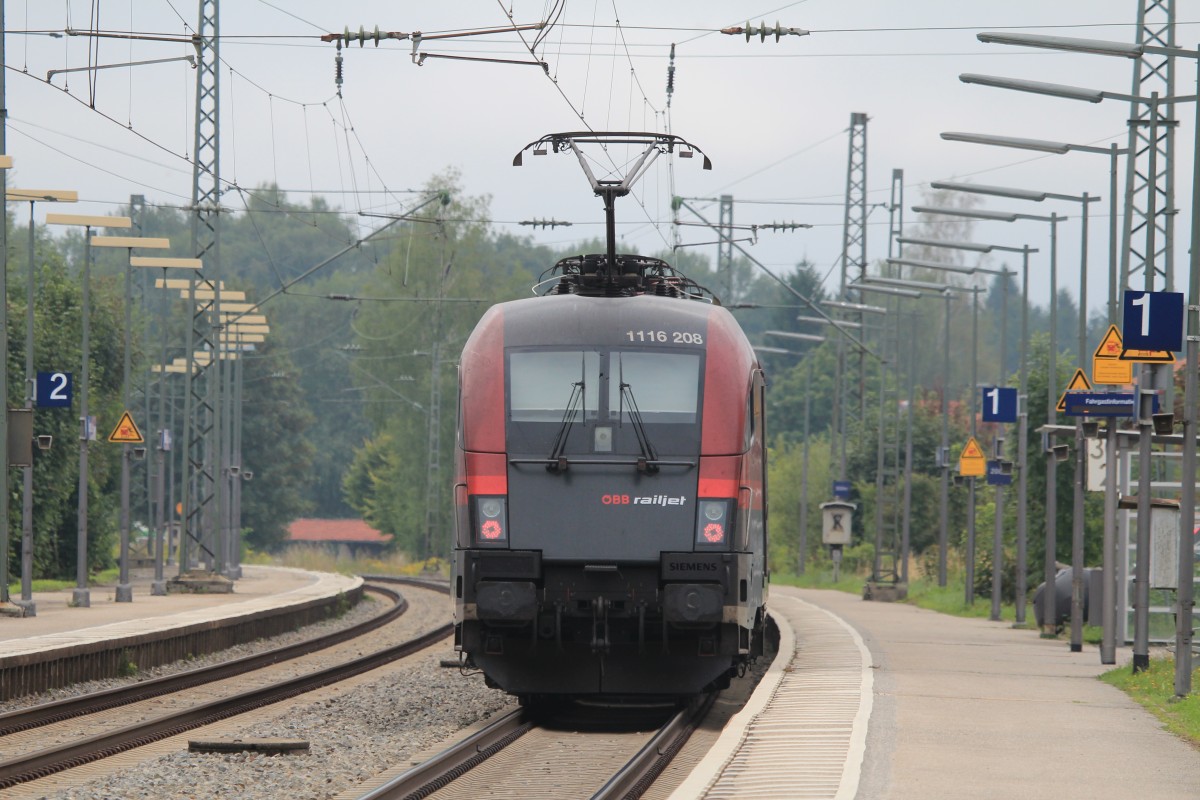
left=925, top=182, right=1095, bottom=642
left=862, top=275, right=984, bottom=599
left=94, top=235, right=172, bottom=603
left=848, top=282, right=923, bottom=587
left=138, top=258, right=202, bottom=594
left=756, top=343, right=824, bottom=577
left=935, top=183, right=1098, bottom=651
left=45, top=213, right=133, bottom=608
left=12, top=189, right=78, bottom=615
left=904, top=226, right=1039, bottom=628
left=889, top=251, right=1020, bottom=616
left=915, top=204, right=1060, bottom=606
left=940, top=132, right=1127, bottom=663
left=220, top=318, right=266, bottom=578
left=957, top=50, right=1196, bottom=677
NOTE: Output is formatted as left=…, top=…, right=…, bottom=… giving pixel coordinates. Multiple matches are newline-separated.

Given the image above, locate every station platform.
left=0, top=565, right=362, bottom=699
left=672, top=585, right=1200, bottom=800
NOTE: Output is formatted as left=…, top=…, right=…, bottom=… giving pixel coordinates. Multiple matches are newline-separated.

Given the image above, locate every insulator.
left=335, top=42, right=343, bottom=97
left=666, top=43, right=676, bottom=97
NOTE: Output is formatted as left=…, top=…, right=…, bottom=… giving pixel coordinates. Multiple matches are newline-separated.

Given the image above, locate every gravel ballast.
left=44, top=651, right=513, bottom=800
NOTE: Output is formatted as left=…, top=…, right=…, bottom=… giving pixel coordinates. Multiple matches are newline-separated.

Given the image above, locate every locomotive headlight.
left=473, top=496, right=508, bottom=545
left=696, top=500, right=731, bottom=547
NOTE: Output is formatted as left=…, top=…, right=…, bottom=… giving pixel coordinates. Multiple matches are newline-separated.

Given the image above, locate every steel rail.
left=590, top=692, right=717, bottom=800
left=354, top=708, right=533, bottom=800
left=356, top=692, right=716, bottom=800
left=0, top=580, right=452, bottom=790
left=0, top=580, right=426, bottom=736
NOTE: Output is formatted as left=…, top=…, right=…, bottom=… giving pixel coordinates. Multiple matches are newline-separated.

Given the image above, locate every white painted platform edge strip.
left=664, top=603, right=797, bottom=800
left=0, top=567, right=364, bottom=658
left=798, top=596, right=873, bottom=800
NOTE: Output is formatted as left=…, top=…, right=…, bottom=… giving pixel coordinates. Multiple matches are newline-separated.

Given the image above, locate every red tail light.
left=474, top=496, right=508, bottom=545
left=696, top=500, right=731, bottom=547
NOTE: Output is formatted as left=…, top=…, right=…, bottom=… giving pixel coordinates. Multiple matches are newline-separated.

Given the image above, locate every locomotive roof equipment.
left=513, top=132, right=711, bottom=295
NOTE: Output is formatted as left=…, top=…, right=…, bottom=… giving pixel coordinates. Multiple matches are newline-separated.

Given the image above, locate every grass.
left=7, top=568, right=121, bottom=597
left=242, top=545, right=450, bottom=579
left=776, top=568, right=1034, bottom=626
left=1101, top=657, right=1200, bottom=747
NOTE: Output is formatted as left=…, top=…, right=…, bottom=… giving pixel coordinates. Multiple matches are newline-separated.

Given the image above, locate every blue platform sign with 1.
left=36, top=371, right=72, bottom=408
left=1122, top=290, right=1183, bottom=352
left=832, top=480, right=852, bottom=499
left=981, top=386, right=1018, bottom=423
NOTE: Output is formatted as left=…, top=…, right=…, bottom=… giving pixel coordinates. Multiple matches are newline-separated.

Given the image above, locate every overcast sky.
left=6, top=1, right=1193, bottom=318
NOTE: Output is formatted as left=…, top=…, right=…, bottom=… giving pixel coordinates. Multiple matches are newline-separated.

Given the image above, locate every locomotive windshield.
left=508, top=348, right=699, bottom=423
left=506, top=347, right=703, bottom=456
left=509, top=350, right=601, bottom=422
left=610, top=351, right=699, bottom=424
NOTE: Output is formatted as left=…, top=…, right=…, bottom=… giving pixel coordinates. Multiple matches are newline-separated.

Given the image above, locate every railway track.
left=0, top=577, right=453, bottom=792
left=354, top=693, right=717, bottom=800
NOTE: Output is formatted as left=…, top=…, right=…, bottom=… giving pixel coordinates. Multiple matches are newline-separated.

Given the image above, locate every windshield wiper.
left=619, top=381, right=659, bottom=474
left=546, top=380, right=583, bottom=473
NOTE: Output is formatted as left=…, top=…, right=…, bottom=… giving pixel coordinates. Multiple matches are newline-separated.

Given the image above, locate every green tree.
left=343, top=174, right=533, bottom=558
left=7, top=244, right=129, bottom=581
left=238, top=338, right=317, bottom=551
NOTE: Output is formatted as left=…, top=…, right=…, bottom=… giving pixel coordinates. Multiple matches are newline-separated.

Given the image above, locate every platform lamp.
left=895, top=241, right=1033, bottom=624
left=134, top=257, right=202, bottom=595
left=0, top=154, right=17, bottom=611
left=886, top=255, right=1014, bottom=609
left=940, top=132, right=1128, bottom=662
left=223, top=316, right=267, bottom=578
left=44, top=213, right=134, bottom=608
left=217, top=315, right=267, bottom=580
left=913, top=200, right=1068, bottom=637
left=90, top=233, right=172, bottom=603
left=176, top=288, right=250, bottom=578
left=932, top=179, right=1099, bottom=651
left=862, top=275, right=986, bottom=598
left=961, top=37, right=1199, bottom=682
left=849, top=282, right=923, bottom=587
left=10, top=189, right=78, bottom=616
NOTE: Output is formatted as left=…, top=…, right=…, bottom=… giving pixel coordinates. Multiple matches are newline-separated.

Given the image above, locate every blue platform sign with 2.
left=36, top=371, right=72, bottom=408
left=981, top=387, right=1017, bottom=423
left=1122, top=290, right=1183, bottom=352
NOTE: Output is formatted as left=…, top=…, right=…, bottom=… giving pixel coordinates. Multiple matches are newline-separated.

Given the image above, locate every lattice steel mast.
left=180, top=0, right=223, bottom=574
left=1121, top=0, right=1176, bottom=293
left=834, top=112, right=868, bottom=479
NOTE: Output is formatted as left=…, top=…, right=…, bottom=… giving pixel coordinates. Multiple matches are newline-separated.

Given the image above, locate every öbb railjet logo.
left=601, top=494, right=686, bottom=506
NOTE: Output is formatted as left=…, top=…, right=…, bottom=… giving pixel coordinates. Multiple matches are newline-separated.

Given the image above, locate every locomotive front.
left=453, top=273, right=768, bottom=699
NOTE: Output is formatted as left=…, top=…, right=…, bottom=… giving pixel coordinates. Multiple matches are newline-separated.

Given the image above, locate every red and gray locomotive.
left=452, top=133, right=768, bottom=700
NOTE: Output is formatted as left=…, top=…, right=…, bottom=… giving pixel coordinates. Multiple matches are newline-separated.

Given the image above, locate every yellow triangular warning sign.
left=1094, top=325, right=1123, bottom=360
left=107, top=410, right=144, bottom=444
left=1056, top=368, right=1093, bottom=413
left=1093, top=325, right=1132, bottom=385
left=958, top=436, right=986, bottom=477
